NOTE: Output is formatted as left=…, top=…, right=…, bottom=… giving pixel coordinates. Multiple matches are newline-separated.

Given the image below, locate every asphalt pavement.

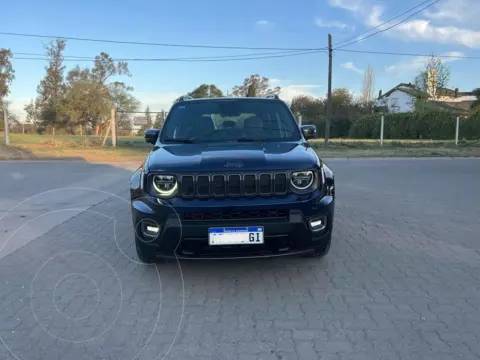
left=0, top=158, right=480, bottom=360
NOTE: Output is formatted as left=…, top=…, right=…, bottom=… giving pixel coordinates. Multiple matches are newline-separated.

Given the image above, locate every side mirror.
left=301, top=125, right=315, bottom=140
left=144, top=128, right=160, bottom=145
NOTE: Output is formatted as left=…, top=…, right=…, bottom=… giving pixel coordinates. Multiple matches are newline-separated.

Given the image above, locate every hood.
left=146, top=142, right=320, bottom=173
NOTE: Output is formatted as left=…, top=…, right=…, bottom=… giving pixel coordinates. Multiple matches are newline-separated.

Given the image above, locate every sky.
left=2, top=0, right=480, bottom=120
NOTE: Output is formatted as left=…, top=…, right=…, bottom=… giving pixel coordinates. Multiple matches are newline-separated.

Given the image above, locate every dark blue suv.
left=130, top=95, right=335, bottom=262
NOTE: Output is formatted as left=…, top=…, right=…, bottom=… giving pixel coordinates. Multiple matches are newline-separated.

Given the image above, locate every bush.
left=349, top=110, right=480, bottom=140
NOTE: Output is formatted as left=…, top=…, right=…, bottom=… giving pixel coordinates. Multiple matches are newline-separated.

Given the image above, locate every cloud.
left=273, top=80, right=323, bottom=103
left=328, top=0, right=362, bottom=12
left=424, top=0, right=480, bottom=23
left=341, top=62, right=364, bottom=74
left=314, top=17, right=353, bottom=30
left=385, top=51, right=465, bottom=73
left=5, top=97, right=31, bottom=121
left=329, top=0, right=480, bottom=48
left=255, top=20, right=275, bottom=30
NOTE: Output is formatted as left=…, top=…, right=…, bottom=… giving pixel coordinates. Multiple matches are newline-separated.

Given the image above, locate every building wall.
left=376, top=90, right=415, bottom=113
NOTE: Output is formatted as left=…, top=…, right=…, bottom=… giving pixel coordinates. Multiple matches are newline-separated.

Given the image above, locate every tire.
left=302, top=235, right=331, bottom=258
left=135, top=239, right=157, bottom=264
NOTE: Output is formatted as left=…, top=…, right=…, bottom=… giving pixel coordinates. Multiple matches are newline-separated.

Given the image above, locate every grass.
left=1, top=133, right=480, bottom=162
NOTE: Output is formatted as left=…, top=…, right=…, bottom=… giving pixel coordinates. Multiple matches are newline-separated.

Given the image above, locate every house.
left=376, top=83, right=476, bottom=115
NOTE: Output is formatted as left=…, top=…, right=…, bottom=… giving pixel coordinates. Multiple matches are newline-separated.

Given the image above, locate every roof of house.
left=426, top=100, right=475, bottom=115
left=379, top=83, right=475, bottom=100
left=379, top=83, right=429, bottom=99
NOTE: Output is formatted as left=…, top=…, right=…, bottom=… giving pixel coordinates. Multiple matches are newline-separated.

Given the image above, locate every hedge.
left=349, top=110, right=480, bottom=140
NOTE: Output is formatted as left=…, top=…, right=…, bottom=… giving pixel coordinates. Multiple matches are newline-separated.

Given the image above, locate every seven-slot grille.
left=179, top=173, right=288, bottom=197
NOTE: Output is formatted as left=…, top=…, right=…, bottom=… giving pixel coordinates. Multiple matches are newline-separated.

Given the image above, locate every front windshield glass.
left=160, top=99, right=301, bottom=143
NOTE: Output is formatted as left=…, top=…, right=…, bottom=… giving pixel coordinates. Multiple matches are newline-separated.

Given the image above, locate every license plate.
left=208, top=226, right=264, bottom=245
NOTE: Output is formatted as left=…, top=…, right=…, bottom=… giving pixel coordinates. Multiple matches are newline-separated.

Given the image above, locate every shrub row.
left=349, top=111, right=480, bottom=140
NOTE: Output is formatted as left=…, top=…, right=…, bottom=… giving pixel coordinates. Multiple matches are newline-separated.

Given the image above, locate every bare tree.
left=414, top=54, right=450, bottom=100
left=361, top=65, right=375, bottom=105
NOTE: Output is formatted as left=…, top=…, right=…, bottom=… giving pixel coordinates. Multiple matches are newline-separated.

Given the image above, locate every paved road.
left=0, top=159, right=479, bottom=360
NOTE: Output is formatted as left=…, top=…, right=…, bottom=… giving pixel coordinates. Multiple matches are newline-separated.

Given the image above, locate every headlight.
left=152, top=175, right=178, bottom=197
left=290, top=171, right=315, bottom=191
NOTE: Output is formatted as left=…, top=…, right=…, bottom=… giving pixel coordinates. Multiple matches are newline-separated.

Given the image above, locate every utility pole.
left=3, top=106, right=9, bottom=146
left=325, top=33, right=333, bottom=148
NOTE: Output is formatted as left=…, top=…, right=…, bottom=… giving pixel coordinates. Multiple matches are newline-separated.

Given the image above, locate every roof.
left=379, top=83, right=476, bottom=100
left=379, top=83, right=429, bottom=99
left=426, top=100, right=476, bottom=115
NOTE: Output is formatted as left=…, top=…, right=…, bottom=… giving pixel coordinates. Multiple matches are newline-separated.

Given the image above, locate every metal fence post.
left=455, top=116, right=460, bottom=146
left=380, top=115, right=384, bottom=147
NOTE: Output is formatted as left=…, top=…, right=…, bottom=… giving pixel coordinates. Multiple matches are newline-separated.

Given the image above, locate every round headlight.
left=290, top=171, right=314, bottom=190
left=152, top=175, right=178, bottom=197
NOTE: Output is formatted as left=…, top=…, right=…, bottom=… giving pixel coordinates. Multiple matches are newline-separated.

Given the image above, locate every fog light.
left=309, top=216, right=326, bottom=232
left=141, top=222, right=161, bottom=238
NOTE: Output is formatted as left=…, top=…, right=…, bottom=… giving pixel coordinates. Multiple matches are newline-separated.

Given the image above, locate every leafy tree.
left=24, top=99, right=38, bottom=126
left=91, top=52, right=130, bottom=84
left=60, top=66, right=110, bottom=135
left=232, top=74, right=280, bottom=97
left=36, top=39, right=67, bottom=135
left=154, top=110, right=166, bottom=128
left=109, top=82, right=140, bottom=130
left=331, top=88, right=353, bottom=108
left=414, top=54, right=450, bottom=99
left=0, top=48, right=15, bottom=106
left=188, top=84, right=224, bottom=98
left=139, top=106, right=153, bottom=132
left=290, top=95, right=324, bottom=122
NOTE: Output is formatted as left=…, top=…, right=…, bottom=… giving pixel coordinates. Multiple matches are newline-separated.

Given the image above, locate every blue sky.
left=2, top=0, right=480, bottom=119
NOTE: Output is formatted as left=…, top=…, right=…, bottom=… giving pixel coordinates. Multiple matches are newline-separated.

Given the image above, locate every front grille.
left=183, top=209, right=289, bottom=221
left=179, top=172, right=289, bottom=198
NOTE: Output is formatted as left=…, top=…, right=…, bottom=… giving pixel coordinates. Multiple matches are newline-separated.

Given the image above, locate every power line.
left=12, top=50, right=326, bottom=62
left=0, top=31, right=324, bottom=51
left=335, top=48, right=480, bottom=59
left=12, top=49, right=306, bottom=60
left=334, top=0, right=434, bottom=48
left=335, top=0, right=443, bottom=50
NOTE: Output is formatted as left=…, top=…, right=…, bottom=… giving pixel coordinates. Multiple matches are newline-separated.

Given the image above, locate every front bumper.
left=131, top=192, right=334, bottom=258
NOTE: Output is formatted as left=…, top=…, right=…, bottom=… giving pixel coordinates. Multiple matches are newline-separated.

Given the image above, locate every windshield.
left=160, top=99, right=301, bottom=143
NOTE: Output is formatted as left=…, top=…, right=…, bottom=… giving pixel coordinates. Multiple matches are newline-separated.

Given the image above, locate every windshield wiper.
left=163, top=138, right=196, bottom=144
left=236, top=137, right=267, bottom=142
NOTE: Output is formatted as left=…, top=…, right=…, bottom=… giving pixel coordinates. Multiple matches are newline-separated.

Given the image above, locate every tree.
left=109, top=82, right=140, bottom=130
left=91, top=52, right=130, bottom=84
left=290, top=95, right=323, bottom=122
left=60, top=67, right=110, bottom=135
left=188, top=84, right=224, bottom=98
left=472, top=88, right=480, bottom=111
left=361, top=65, right=375, bottom=105
left=232, top=74, right=280, bottom=97
left=36, top=39, right=67, bottom=135
left=154, top=110, right=166, bottom=128
left=331, top=88, right=353, bottom=108
left=24, top=99, right=37, bottom=124
left=90, top=53, right=132, bottom=135
left=0, top=49, right=15, bottom=106
left=140, top=105, right=153, bottom=131
left=414, top=54, right=450, bottom=100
